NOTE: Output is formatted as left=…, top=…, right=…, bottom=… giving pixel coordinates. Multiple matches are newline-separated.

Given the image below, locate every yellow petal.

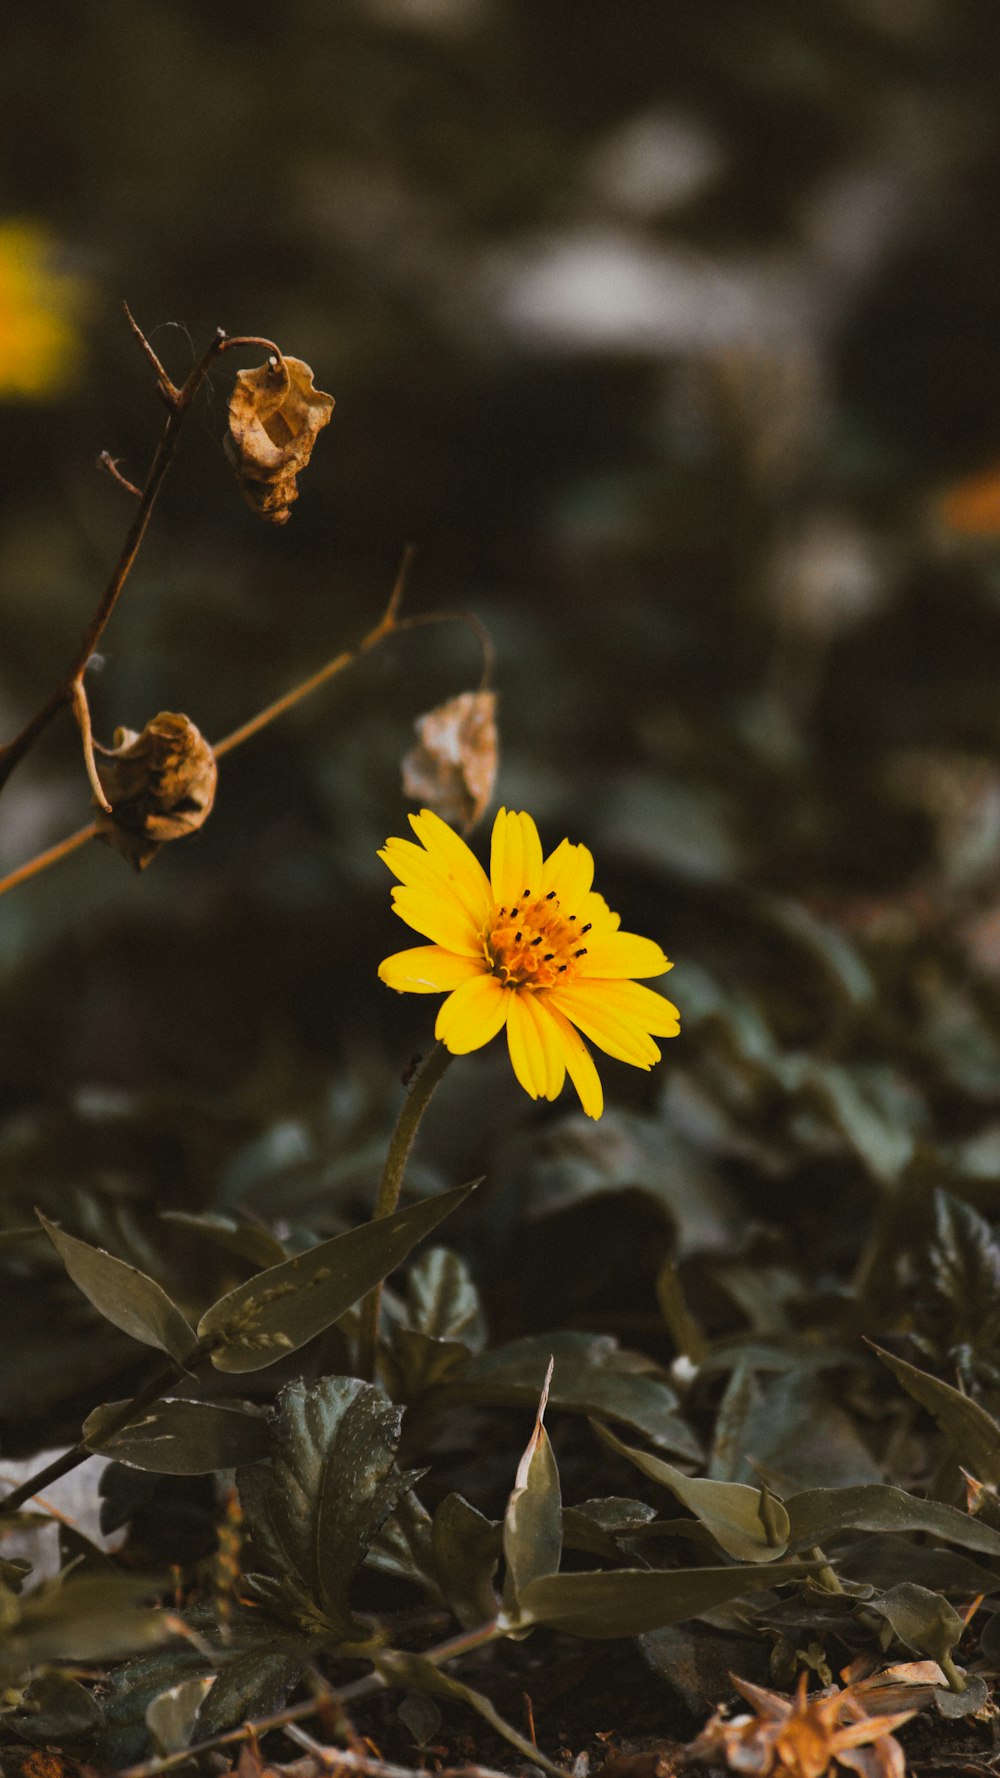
left=595, top=978, right=681, bottom=1036
left=490, top=808, right=544, bottom=906
left=577, top=931, right=672, bottom=979
left=507, top=989, right=566, bottom=1102
left=390, top=886, right=482, bottom=955
left=540, top=837, right=595, bottom=910
left=546, top=981, right=661, bottom=1067
left=577, top=890, right=621, bottom=934
left=380, top=836, right=489, bottom=930
left=378, top=946, right=483, bottom=994
left=435, top=973, right=511, bottom=1054
left=541, top=1001, right=604, bottom=1119
left=407, top=810, right=493, bottom=917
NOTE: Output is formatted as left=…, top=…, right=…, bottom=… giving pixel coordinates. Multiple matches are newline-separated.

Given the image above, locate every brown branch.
left=0, top=313, right=298, bottom=802
left=0, top=545, right=495, bottom=902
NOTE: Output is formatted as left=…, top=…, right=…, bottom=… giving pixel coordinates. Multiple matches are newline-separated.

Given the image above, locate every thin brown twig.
left=0, top=308, right=231, bottom=797
left=0, top=546, right=495, bottom=901
left=284, top=1721, right=513, bottom=1778
left=69, top=674, right=111, bottom=812
left=98, top=451, right=142, bottom=498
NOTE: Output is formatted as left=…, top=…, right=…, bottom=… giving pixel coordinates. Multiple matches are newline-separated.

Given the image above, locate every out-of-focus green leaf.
left=785, top=1482, right=1000, bottom=1558
left=373, top=1649, right=565, bottom=1778
left=237, top=1376, right=417, bottom=1637
left=515, top=1561, right=817, bottom=1638
left=160, top=1211, right=288, bottom=1272
left=0, top=1574, right=172, bottom=1681
left=367, top=1488, right=436, bottom=1592
left=199, top=1179, right=477, bottom=1370
left=872, top=1342, right=1000, bottom=1483
left=562, top=1497, right=658, bottom=1559
left=593, top=1422, right=790, bottom=1562
left=755, top=896, right=875, bottom=1009
left=146, top=1676, right=215, bottom=1756
left=405, top=1245, right=485, bottom=1348
left=431, top=1494, right=501, bottom=1628
left=450, top=1330, right=701, bottom=1458
left=83, top=1397, right=270, bottom=1474
left=502, top=1359, right=561, bottom=1616
left=37, top=1214, right=199, bottom=1365
left=3, top=1670, right=104, bottom=1742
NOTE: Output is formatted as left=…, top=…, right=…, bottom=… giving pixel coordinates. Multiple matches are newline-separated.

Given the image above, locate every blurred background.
left=5, top=0, right=1000, bottom=1462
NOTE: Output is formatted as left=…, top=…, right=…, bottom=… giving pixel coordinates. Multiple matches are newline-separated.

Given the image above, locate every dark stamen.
left=568, top=914, right=577, bottom=921
left=545, top=890, right=556, bottom=900
left=575, top=948, right=588, bottom=958
left=543, top=953, right=555, bottom=961
left=581, top=922, right=592, bottom=934
left=558, top=964, right=567, bottom=972
left=522, top=889, right=530, bottom=898
left=531, top=935, right=543, bottom=946
left=515, top=932, right=522, bottom=944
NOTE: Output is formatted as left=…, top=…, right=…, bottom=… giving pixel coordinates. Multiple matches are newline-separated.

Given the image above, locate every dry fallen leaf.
left=93, top=711, right=217, bottom=871
left=401, top=689, right=498, bottom=832
left=225, top=354, right=334, bottom=524
left=686, top=1672, right=914, bottom=1778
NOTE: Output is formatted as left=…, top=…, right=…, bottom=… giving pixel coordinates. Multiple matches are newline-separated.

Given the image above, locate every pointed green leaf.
left=238, top=1377, right=417, bottom=1637
left=0, top=1574, right=172, bottom=1682
left=431, top=1494, right=501, bottom=1629
left=786, top=1482, right=1000, bottom=1558
left=373, top=1650, right=565, bottom=1778
left=83, top=1397, right=270, bottom=1474
left=871, top=1342, right=1000, bottom=1484
left=406, top=1246, right=485, bottom=1347
left=194, top=1644, right=306, bottom=1737
left=502, top=1359, right=562, bottom=1615
left=146, top=1677, right=215, bottom=1756
left=4, top=1671, right=104, bottom=1744
left=199, top=1179, right=477, bottom=1371
left=593, top=1422, right=790, bottom=1562
left=516, top=1561, right=817, bottom=1638
left=37, top=1214, right=198, bottom=1365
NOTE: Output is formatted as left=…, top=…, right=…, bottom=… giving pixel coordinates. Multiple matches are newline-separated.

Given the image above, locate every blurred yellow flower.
left=0, top=221, right=88, bottom=399
left=378, top=806, right=679, bottom=1119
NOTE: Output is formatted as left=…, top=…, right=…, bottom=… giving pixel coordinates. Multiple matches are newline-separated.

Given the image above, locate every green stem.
left=938, top=1652, right=968, bottom=1695
left=358, top=1041, right=454, bottom=1382
left=807, top=1546, right=844, bottom=1593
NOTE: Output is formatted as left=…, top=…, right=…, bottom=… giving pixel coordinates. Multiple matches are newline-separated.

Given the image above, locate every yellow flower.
left=0, top=221, right=89, bottom=400
left=378, top=807, right=679, bottom=1119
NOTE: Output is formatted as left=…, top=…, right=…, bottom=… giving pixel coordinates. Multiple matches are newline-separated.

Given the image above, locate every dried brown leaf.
left=225, top=355, right=334, bottom=524
left=686, top=1673, right=915, bottom=1778
left=401, top=690, right=498, bottom=832
left=94, top=711, right=217, bottom=871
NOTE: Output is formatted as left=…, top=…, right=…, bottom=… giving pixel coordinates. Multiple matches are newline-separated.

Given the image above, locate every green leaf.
left=785, top=1482, right=1000, bottom=1559
left=430, top=1494, right=501, bottom=1628
left=237, top=1376, right=417, bottom=1637
left=83, top=1397, right=270, bottom=1474
left=562, top=1498, right=658, bottom=1560
left=502, top=1359, right=562, bottom=1616
left=405, top=1246, right=485, bottom=1348
left=3, top=1671, right=104, bottom=1743
left=146, top=1677, right=215, bottom=1756
left=194, top=1645, right=306, bottom=1736
left=871, top=1342, right=1000, bottom=1484
left=0, top=1574, right=172, bottom=1682
left=160, top=1211, right=289, bottom=1272
left=37, top=1213, right=199, bottom=1365
left=451, top=1331, right=701, bottom=1458
left=593, top=1422, right=790, bottom=1562
left=373, top=1650, right=565, bottom=1778
left=199, top=1179, right=477, bottom=1371
left=516, top=1561, right=818, bottom=1638
left=866, top=1582, right=965, bottom=1663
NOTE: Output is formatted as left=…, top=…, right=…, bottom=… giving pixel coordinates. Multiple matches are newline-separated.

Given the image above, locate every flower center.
left=485, top=890, right=591, bottom=990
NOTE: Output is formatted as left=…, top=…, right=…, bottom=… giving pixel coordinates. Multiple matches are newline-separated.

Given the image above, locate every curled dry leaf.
left=401, top=689, right=498, bottom=832
left=93, top=712, right=217, bottom=871
left=687, top=1672, right=914, bottom=1778
left=225, top=355, right=334, bottom=524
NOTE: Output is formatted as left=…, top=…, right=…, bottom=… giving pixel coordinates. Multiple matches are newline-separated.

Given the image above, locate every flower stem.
left=358, top=1041, right=454, bottom=1382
